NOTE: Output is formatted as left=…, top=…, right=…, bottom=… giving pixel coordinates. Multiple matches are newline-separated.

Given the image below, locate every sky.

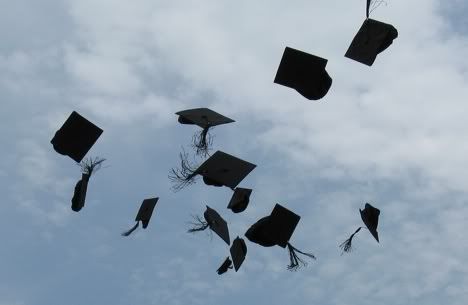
left=1, top=0, right=468, bottom=304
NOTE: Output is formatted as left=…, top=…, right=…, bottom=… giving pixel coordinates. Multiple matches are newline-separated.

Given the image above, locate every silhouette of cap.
left=230, top=236, right=247, bottom=272
left=245, top=204, right=300, bottom=248
left=51, top=111, right=103, bottom=163
left=345, top=19, right=398, bottom=66
left=360, top=203, right=380, bottom=242
left=195, top=151, right=256, bottom=189
left=274, top=46, right=332, bottom=100
left=135, top=197, right=159, bottom=228
left=176, top=108, right=235, bottom=128
left=204, top=205, right=230, bottom=245
left=217, top=257, right=233, bottom=275
left=227, top=188, right=252, bottom=213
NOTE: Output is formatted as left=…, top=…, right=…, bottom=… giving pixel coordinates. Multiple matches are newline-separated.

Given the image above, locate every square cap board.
left=345, top=18, right=398, bottom=66
left=195, top=151, right=256, bottom=189
left=230, top=237, right=247, bottom=272
left=268, top=204, right=301, bottom=248
left=51, top=111, right=103, bottom=163
left=274, top=47, right=332, bottom=100
left=135, top=198, right=159, bottom=228
left=204, top=205, right=230, bottom=245
left=176, top=108, right=235, bottom=129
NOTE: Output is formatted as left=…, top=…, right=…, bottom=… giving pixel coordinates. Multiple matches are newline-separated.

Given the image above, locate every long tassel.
left=339, top=227, right=362, bottom=254
left=286, top=243, right=316, bottom=271
left=187, top=215, right=210, bottom=233
left=192, top=126, right=213, bottom=157
left=169, top=150, right=199, bottom=192
left=122, top=221, right=140, bottom=236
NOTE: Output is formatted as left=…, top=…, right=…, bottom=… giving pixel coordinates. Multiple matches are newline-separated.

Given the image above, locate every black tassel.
left=339, top=227, right=362, bottom=254
left=286, top=243, right=316, bottom=271
left=169, top=150, right=199, bottom=192
left=187, top=215, right=210, bottom=233
left=192, top=126, right=213, bottom=157
left=80, top=157, right=106, bottom=176
left=122, top=221, right=140, bottom=236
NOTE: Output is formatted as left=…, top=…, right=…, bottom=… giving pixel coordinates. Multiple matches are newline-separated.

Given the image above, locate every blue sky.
left=2, top=1, right=468, bottom=304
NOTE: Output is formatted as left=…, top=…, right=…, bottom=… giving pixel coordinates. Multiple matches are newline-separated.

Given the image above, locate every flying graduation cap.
left=245, top=204, right=316, bottom=271
left=344, top=0, right=398, bottom=66
left=339, top=203, right=380, bottom=254
left=71, top=157, right=106, bottom=212
left=122, top=197, right=159, bottom=236
left=169, top=150, right=256, bottom=192
left=216, top=237, right=248, bottom=275
left=188, top=205, right=230, bottom=245
left=227, top=188, right=253, bottom=213
left=51, top=111, right=103, bottom=163
left=176, top=108, right=235, bottom=157
left=274, top=46, right=332, bottom=100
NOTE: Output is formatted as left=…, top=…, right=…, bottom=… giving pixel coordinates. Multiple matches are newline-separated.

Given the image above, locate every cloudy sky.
left=2, top=0, right=468, bottom=304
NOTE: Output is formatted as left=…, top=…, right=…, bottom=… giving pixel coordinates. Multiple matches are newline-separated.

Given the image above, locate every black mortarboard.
left=274, top=47, right=332, bottom=100
left=339, top=202, right=380, bottom=253
left=195, top=151, right=256, bottom=190
left=230, top=236, right=247, bottom=272
left=176, top=108, right=235, bottom=157
left=51, top=111, right=103, bottom=163
left=245, top=204, right=316, bottom=270
left=217, top=257, right=233, bottom=275
left=360, top=203, right=380, bottom=242
left=176, top=108, right=235, bottom=128
left=227, top=188, right=252, bottom=213
left=188, top=206, right=230, bottom=245
left=70, top=157, right=105, bottom=212
left=122, top=197, right=159, bottom=236
left=345, top=19, right=398, bottom=66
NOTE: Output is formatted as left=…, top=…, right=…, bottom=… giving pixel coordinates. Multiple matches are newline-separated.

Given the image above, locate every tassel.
left=339, top=227, right=362, bottom=254
left=187, top=215, right=210, bottom=233
left=80, top=157, right=106, bottom=176
left=286, top=243, right=316, bottom=271
left=122, top=221, right=140, bottom=236
left=169, top=150, right=199, bottom=192
left=192, top=126, right=213, bottom=157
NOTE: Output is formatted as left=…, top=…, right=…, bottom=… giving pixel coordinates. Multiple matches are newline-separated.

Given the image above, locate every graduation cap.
left=51, top=111, right=103, bottom=163
left=176, top=108, right=235, bottom=157
left=122, top=197, right=159, bottom=236
left=344, top=0, right=398, bottom=66
left=71, top=157, right=105, bottom=212
left=217, top=257, right=233, bottom=275
left=188, top=205, right=230, bottom=245
left=169, top=150, right=256, bottom=191
left=230, top=236, right=247, bottom=272
left=245, top=204, right=316, bottom=271
left=339, top=203, right=380, bottom=253
left=227, top=188, right=252, bottom=213
left=274, top=46, right=332, bottom=100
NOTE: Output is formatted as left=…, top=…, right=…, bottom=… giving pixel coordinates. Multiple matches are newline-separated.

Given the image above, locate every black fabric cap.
left=204, top=205, right=230, bottom=245
left=135, top=198, right=159, bottom=229
left=227, top=188, right=252, bottom=213
left=360, top=203, right=380, bottom=242
left=71, top=173, right=90, bottom=212
left=274, top=46, right=332, bottom=100
left=195, top=151, right=256, bottom=189
left=176, top=108, right=235, bottom=128
left=244, top=216, right=276, bottom=247
left=230, top=237, right=247, bottom=272
left=345, top=18, right=398, bottom=66
left=217, top=257, right=233, bottom=275
left=244, top=204, right=300, bottom=248
left=51, top=111, right=103, bottom=163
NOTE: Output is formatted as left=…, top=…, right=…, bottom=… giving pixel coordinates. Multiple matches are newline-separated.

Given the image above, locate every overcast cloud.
left=1, top=0, right=468, bottom=305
